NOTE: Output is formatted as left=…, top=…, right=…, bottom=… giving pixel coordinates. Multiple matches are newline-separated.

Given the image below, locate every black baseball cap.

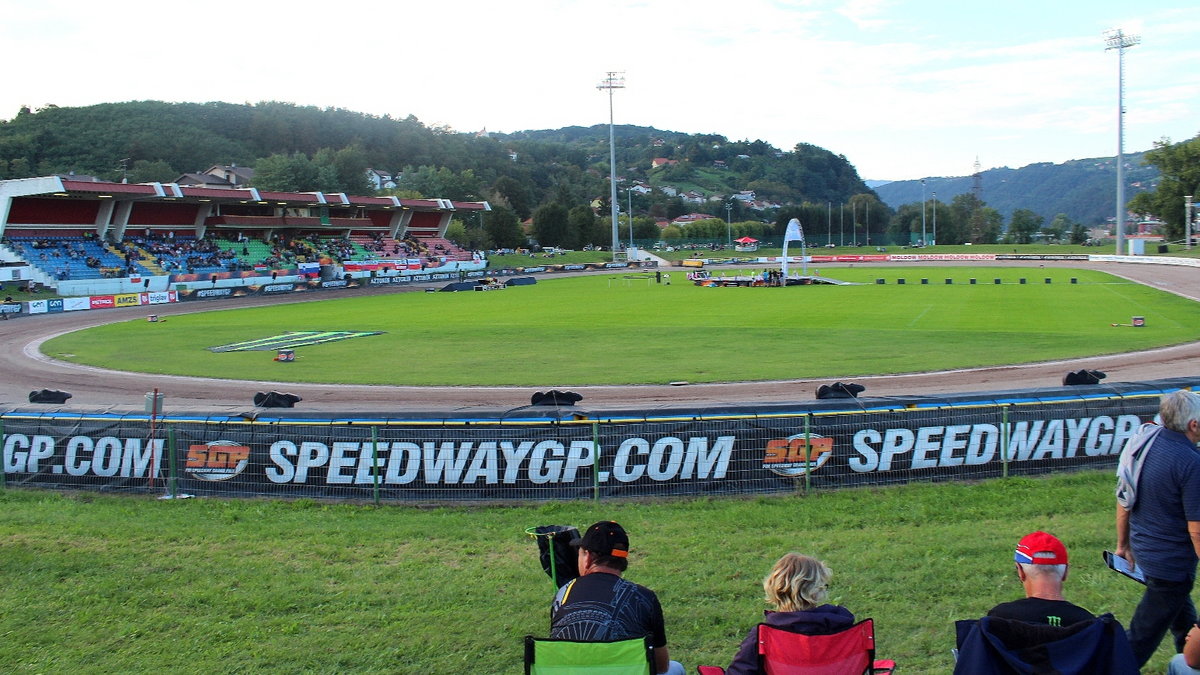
left=571, top=520, right=629, bottom=558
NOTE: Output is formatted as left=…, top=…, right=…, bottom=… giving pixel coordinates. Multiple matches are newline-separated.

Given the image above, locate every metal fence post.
left=592, top=421, right=601, bottom=502
left=371, top=425, right=381, bottom=506
left=167, top=426, right=178, bottom=499
left=803, top=414, right=812, bottom=495
left=1001, top=405, right=1010, bottom=479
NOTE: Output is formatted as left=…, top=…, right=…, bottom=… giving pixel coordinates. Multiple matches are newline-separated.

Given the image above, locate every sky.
left=3, top=0, right=1198, bottom=181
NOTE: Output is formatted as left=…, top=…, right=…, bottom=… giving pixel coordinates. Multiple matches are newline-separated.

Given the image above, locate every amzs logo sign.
left=763, top=434, right=833, bottom=476
left=186, top=441, right=251, bottom=481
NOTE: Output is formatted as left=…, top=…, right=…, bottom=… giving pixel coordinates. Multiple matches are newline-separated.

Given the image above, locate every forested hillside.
left=1, top=100, right=1172, bottom=246
left=874, top=154, right=1159, bottom=226
left=0, top=101, right=870, bottom=218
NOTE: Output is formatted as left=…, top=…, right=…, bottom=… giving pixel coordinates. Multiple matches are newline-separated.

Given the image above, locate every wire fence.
left=3, top=381, right=1186, bottom=502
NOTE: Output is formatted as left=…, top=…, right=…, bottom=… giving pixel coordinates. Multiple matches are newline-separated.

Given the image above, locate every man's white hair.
left=1160, top=390, right=1200, bottom=434
left=1018, top=561, right=1067, bottom=580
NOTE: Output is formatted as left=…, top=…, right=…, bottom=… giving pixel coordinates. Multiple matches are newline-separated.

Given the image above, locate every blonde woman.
left=722, top=553, right=855, bottom=675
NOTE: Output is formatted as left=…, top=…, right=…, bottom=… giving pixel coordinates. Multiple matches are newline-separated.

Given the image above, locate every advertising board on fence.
left=4, top=381, right=1189, bottom=502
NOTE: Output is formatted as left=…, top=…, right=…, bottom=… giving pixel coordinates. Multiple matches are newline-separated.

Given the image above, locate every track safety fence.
left=2, top=379, right=1195, bottom=502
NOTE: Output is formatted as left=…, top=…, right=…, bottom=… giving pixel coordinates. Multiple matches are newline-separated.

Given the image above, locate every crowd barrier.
left=3, top=378, right=1195, bottom=502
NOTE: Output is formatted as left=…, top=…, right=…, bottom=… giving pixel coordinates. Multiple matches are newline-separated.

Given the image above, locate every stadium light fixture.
left=597, top=71, right=625, bottom=261
left=1104, top=28, right=1140, bottom=255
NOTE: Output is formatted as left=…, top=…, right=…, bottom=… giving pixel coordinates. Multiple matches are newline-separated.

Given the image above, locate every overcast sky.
left=4, top=0, right=1198, bottom=181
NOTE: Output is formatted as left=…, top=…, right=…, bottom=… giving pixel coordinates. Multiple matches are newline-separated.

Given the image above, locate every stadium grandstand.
left=0, top=175, right=488, bottom=288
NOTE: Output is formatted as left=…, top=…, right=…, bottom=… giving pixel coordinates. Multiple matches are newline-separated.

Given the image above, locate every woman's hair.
left=763, top=552, right=830, bottom=612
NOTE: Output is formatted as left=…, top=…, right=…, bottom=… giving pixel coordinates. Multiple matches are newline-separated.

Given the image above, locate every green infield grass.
left=0, top=470, right=1176, bottom=673
left=42, top=267, right=1200, bottom=386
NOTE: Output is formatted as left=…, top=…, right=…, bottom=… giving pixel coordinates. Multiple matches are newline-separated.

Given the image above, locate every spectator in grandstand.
left=717, top=552, right=859, bottom=674
left=987, top=531, right=1094, bottom=626
left=550, top=521, right=684, bottom=675
left=1115, top=389, right=1200, bottom=667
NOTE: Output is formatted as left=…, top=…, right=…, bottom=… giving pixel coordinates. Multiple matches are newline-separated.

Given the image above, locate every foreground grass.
left=0, top=471, right=1175, bottom=673
left=42, top=267, right=1200, bottom=386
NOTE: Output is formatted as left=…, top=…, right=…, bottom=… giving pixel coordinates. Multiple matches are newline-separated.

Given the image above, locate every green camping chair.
left=524, top=635, right=654, bottom=675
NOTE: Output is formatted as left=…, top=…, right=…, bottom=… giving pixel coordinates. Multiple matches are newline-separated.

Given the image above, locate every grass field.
left=41, top=267, right=1200, bottom=386
left=0, top=470, right=1177, bottom=673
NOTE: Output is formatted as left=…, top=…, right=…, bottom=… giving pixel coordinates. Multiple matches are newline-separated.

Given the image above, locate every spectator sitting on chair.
left=722, top=552, right=855, bottom=675
left=987, top=531, right=1095, bottom=627
left=550, top=521, right=684, bottom=675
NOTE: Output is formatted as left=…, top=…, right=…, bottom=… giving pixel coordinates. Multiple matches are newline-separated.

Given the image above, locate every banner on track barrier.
left=3, top=383, right=1186, bottom=501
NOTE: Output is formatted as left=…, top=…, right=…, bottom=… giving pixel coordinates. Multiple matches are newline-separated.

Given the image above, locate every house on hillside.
left=659, top=185, right=678, bottom=197
left=682, top=191, right=706, bottom=204
left=651, top=158, right=678, bottom=169
left=732, top=190, right=756, bottom=202
left=672, top=213, right=717, bottom=225
left=367, top=168, right=396, bottom=191
left=176, top=165, right=255, bottom=189
left=629, top=182, right=652, bottom=195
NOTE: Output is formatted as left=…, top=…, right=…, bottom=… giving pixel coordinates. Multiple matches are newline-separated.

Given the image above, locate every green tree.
left=8, top=157, right=31, bottom=178
left=1043, top=213, right=1074, bottom=243
left=1127, top=136, right=1200, bottom=240
left=252, top=152, right=317, bottom=191
left=484, top=205, right=525, bottom=249
left=566, top=205, right=597, bottom=249
left=126, top=159, right=177, bottom=183
left=1008, top=209, right=1043, bottom=244
left=532, top=202, right=570, bottom=247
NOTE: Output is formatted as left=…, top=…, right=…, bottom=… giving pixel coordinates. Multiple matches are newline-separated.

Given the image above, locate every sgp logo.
left=763, top=434, right=833, bottom=477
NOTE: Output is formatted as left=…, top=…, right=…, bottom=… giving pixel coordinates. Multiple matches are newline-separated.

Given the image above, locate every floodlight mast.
left=598, top=71, right=625, bottom=261
left=1105, top=29, right=1140, bottom=255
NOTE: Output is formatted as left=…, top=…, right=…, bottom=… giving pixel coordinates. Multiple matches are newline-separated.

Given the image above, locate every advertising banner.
left=1, top=390, right=1169, bottom=502
left=88, top=296, right=116, bottom=310
left=113, top=293, right=142, bottom=308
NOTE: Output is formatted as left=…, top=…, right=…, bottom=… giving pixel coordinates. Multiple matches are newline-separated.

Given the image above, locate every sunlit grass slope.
left=42, top=268, right=1200, bottom=386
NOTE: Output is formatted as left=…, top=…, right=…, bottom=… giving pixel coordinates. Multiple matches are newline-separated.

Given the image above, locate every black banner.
left=1, top=386, right=1175, bottom=501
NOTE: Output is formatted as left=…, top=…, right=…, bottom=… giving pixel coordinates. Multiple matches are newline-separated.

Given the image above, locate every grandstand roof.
left=0, top=175, right=489, bottom=236
left=1, top=176, right=488, bottom=211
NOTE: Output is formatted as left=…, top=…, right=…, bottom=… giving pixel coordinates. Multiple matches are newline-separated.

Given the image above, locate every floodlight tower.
left=598, top=71, right=625, bottom=261
left=1105, top=29, right=1140, bottom=255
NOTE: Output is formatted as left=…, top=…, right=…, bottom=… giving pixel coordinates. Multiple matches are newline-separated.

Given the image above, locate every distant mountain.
left=872, top=154, right=1158, bottom=226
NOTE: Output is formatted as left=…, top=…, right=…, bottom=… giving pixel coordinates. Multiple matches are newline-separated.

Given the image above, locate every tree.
left=566, top=205, right=596, bottom=248
left=491, top=175, right=533, bottom=220
left=1008, top=209, right=1043, bottom=244
left=252, top=152, right=317, bottom=191
left=1043, top=213, right=1074, bottom=243
left=532, top=202, right=570, bottom=247
left=1127, top=136, right=1200, bottom=240
left=1069, top=223, right=1088, bottom=244
left=484, top=205, right=525, bottom=249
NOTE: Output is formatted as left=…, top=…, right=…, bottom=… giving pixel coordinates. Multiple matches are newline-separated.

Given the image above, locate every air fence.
left=2, top=378, right=1196, bottom=502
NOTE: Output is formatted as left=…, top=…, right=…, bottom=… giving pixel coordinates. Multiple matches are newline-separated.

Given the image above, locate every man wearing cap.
left=1115, top=389, right=1200, bottom=667
left=550, top=520, right=685, bottom=675
left=987, top=531, right=1095, bottom=627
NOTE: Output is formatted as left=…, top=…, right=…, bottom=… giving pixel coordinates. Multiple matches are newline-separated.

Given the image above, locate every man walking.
left=1116, top=390, right=1200, bottom=667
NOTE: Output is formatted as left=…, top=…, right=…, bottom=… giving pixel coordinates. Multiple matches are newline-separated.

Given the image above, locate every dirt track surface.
left=2, top=260, right=1197, bottom=414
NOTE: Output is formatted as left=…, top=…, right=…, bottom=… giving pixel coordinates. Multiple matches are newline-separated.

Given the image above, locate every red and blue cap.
left=1015, top=531, right=1068, bottom=565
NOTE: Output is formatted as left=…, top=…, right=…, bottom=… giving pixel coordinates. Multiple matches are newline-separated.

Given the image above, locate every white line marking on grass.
left=907, top=305, right=932, bottom=327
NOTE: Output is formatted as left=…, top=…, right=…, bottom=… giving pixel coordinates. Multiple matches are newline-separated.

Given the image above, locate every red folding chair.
left=697, top=619, right=896, bottom=674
